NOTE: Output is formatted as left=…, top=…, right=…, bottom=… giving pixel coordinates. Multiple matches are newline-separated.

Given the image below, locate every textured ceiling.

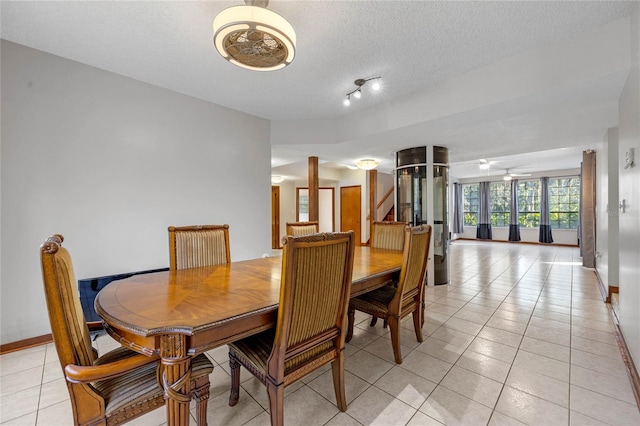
left=1, top=1, right=636, bottom=178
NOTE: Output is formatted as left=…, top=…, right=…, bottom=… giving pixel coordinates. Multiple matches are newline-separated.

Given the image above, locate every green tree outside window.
left=490, top=181, right=510, bottom=227
left=463, top=184, right=479, bottom=226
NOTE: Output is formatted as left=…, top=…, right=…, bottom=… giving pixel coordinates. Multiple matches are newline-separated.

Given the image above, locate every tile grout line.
left=568, top=248, right=575, bottom=425
left=413, top=245, right=539, bottom=424
left=486, top=246, right=553, bottom=424
left=9, top=243, right=636, bottom=426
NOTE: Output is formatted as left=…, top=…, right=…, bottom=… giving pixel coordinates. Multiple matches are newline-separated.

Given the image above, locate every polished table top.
left=96, top=246, right=403, bottom=356
left=95, top=246, right=403, bottom=426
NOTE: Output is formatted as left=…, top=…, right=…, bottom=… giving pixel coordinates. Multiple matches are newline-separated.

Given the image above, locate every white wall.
left=595, top=129, right=620, bottom=292
left=456, top=227, right=577, bottom=245
left=273, top=180, right=296, bottom=246
left=617, top=2, right=640, bottom=371
left=376, top=172, right=394, bottom=221
left=0, top=41, right=272, bottom=344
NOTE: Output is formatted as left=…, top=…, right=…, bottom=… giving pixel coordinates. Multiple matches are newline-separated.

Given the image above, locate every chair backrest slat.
left=268, top=232, right=355, bottom=379
left=394, top=225, right=432, bottom=306
left=168, top=224, right=230, bottom=270
left=285, top=221, right=319, bottom=237
left=371, top=221, right=407, bottom=250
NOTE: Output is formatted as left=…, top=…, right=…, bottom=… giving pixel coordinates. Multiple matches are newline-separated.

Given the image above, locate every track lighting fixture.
left=343, top=76, right=381, bottom=106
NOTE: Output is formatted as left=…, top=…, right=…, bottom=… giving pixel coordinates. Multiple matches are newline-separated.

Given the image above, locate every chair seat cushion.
left=93, top=347, right=213, bottom=417
left=229, top=328, right=333, bottom=377
left=350, top=284, right=397, bottom=317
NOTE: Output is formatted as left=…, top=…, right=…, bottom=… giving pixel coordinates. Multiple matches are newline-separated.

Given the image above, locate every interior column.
left=308, top=156, right=319, bottom=222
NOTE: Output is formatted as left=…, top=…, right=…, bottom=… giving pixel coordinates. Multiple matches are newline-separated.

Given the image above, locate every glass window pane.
left=463, top=183, right=479, bottom=227
left=518, top=180, right=540, bottom=228
left=548, top=176, right=581, bottom=229
left=489, top=181, right=510, bottom=227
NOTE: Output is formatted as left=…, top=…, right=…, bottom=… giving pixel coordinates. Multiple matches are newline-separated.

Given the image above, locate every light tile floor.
left=2, top=241, right=639, bottom=425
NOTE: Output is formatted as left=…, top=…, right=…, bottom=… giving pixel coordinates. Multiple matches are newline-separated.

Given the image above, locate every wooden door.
left=271, top=186, right=280, bottom=249
left=340, top=186, right=361, bottom=245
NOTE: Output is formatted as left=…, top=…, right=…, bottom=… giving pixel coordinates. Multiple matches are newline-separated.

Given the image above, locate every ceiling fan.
left=478, top=159, right=494, bottom=170
left=502, top=168, right=532, bottom=180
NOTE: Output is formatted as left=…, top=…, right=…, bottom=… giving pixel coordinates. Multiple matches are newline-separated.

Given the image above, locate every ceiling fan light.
left=356, top=159, right=379, bottom=170
left=213, top=4, right=296, bottom=71
left=503, top=175, right=512, bottom=181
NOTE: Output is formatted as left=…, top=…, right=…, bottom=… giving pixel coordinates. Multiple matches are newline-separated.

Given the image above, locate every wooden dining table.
left=95, top=246, right=403, bottom=426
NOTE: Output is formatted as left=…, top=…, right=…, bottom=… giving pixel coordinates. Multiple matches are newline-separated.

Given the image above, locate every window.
left=549, top=177, right=580, bottom=229
left=489, top=182, right=510, bottom=227
left=296, top=188, right=309, bottom=221
left=462, top=184, right=479, bottom=226
left=518, top=180, right=540, bottom=227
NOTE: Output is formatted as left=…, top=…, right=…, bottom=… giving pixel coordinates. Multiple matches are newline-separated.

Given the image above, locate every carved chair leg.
left=192, top=375, right=210, bottom=426
left=421, top=283, right=427, bottom=327
left=388, top=316, right=403, bottom=364
left=228, top=353, right=241, bottom=407
left=412, top=308, right=424, bottom=343
left=267, top=382, right=285, bottom=426
left=331, top=354, right=347, bottom=411
left=346, top=307, right=355, bottom=343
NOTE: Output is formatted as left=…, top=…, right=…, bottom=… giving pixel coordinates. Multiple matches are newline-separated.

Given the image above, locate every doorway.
left=296, top=187, right=335, bottom=232
left=340, top=185, right=361, bottom=245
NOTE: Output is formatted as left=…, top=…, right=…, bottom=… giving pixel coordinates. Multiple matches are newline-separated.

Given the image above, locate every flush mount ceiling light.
left=344, top=76, right=381, bottom=106
left=356, top=159, right=380, bottom=170
left=213, top=0, right=296, bottom=71
left=271, top=175, right=285, bottom=183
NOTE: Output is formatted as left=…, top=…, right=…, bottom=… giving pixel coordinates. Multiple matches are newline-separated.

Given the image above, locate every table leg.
left=160, top=334, right=192, bottom=426
left=346, top=307, right=355, bottom=343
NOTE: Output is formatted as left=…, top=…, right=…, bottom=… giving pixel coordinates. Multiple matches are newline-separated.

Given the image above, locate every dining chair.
left=168, top=224, right=230, bottom=270
left=40, top=234, right=214, bottom=426
left=371, top=221, right=407, bottom=250
left=285, top=221, right=319, bottom=237
left=347, top=225, right=432, bottom=364
left=227, top=231, right=356, bottom=426
left=369, top=221, right=408, bottom=327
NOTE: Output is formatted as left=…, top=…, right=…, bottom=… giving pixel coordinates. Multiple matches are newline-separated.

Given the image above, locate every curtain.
left=508, top=179, right=521, bottom=241
left=577, top=166, right=582, bottom=247
left=539, top=177, right=554, bottom=243
left=476, top=181, right=492, bottom=239
left=453, top=183, right=464, bottom=234
left=580, top=150, right=596, bottom=267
